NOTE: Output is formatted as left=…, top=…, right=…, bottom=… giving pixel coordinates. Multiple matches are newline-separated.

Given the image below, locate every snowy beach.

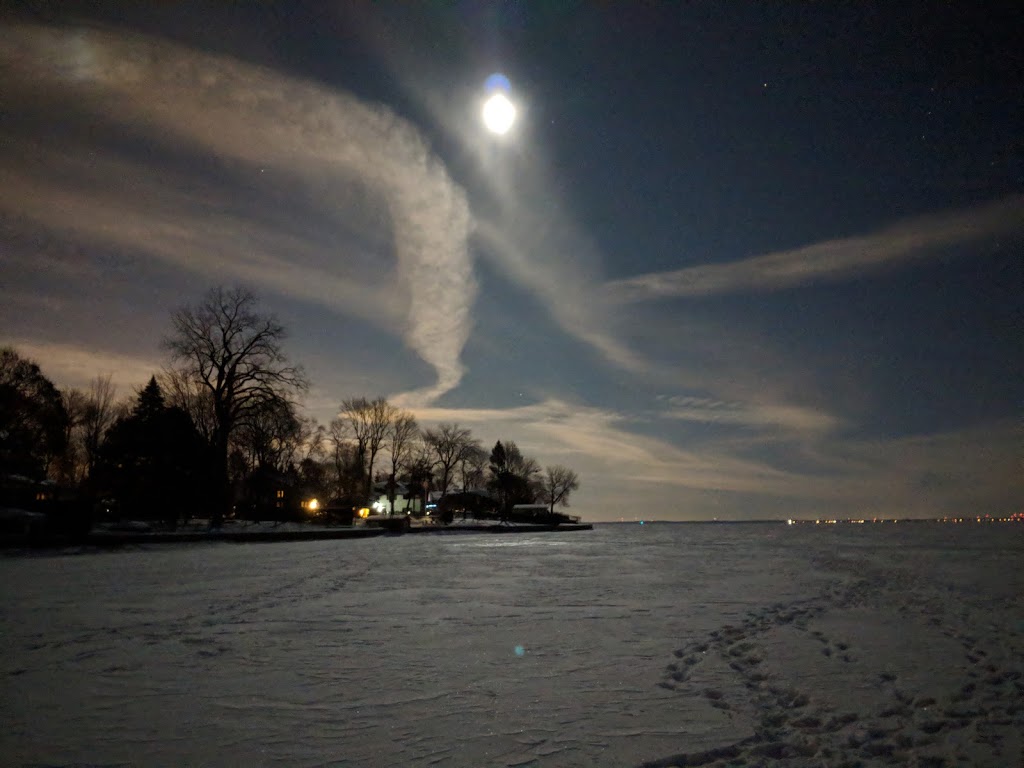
left=2, top=522, right=1022, bottom=767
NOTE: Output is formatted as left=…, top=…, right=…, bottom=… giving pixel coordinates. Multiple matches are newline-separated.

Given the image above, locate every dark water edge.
left=1, top=521, right=594, bottom=551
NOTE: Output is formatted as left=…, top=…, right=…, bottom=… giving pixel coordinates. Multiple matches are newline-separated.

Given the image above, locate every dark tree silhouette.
left=96, top=377, right=212, bottom=527
left=0, top=346, right=68, bottom=481
left=327, top=418, right=365, bottom=502
left=55, top=387, right=88, bottom=486
left=235, top=397, right=303, bottom=474
left=402, top=447, right=435, bottom=516
left=541, top=465, right=580, bottom=513
left=79, top=374, right=119, bottom=484
left=164, top=286, right=308, bottom=526
left=457, top=443, right=488, bottom=495
left=487, top=440, right=540, bottom=518
left=385, top=409, right=418, bottom=514
left=423, top=423, right=478, bottom=496
left=338, top=397, right=396, bottom=498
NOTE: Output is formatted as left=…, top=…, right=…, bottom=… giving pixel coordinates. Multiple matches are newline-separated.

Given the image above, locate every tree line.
left=0, top=286, right=579, bottom=530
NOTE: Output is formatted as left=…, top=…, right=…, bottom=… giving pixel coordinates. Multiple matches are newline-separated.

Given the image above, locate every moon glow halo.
left=482, top=73, right=516, bottom=135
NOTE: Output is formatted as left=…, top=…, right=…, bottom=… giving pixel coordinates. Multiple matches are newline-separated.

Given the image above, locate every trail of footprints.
left=647, top=574, right=1024, bottom=767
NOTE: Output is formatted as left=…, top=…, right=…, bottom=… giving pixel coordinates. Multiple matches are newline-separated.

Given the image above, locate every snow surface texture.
left=2, top=523, right=1022, bottom=767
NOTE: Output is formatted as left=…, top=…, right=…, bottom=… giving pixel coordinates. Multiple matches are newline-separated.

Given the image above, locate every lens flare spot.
left=484, top=72, right=511, bottom=94
left=514, top=644, right=525, bottom=657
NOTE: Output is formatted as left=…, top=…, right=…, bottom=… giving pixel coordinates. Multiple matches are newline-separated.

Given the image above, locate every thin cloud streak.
left=0, top=153, right=404, bottom=329
left=605, top=195, right=1024, bottom=303
left=1, top=22, right=475, bottom=404
left=659, top=395, right=841, bottom=434
left=471, top=216, right=652, bottom=377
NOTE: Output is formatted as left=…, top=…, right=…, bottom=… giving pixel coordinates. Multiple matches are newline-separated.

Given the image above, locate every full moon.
left=482, top=92, right=516, bottom=135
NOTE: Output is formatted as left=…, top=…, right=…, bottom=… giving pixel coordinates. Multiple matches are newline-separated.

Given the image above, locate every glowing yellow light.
left=308, top=499, right=319, bottom=511
left=358, top=507, right=370, bottom=519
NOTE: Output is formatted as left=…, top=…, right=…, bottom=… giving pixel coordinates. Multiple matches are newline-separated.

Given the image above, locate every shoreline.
left=1, top=520, right=594, bottom=549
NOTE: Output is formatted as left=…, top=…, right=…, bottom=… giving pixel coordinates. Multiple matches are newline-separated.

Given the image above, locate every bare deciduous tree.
left=80, top=374, right=118, bottom=481
left=57, top=388, right=88, bottom=485
left=234, top=397, right=302, bottom=473
left=298, top=418, right=326, bottom=468
left=386, top=410, right=418, bottom=513
left=541, top=465, right=580, bottom=513
left=457, top=443, right=488, bottom=492
left=327, top=417, right=362, bottom=500
left=163, top=286, right=308, bottom=525
left=422, top=423, right=479, bottom=496
left=160, top=368, right=217, bottom=443
left=402, top=443, right=437, bottom=514
left=57, top=376, right=120, bottom=487
left=339, top=396, right=397, bottom=497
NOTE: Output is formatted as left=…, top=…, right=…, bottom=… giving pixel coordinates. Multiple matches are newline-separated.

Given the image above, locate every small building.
left=510, top=504, right=580, bottom=525
left=368, top=480, right=425, bottom=517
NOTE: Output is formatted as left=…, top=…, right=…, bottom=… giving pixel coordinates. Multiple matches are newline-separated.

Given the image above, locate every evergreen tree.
left=487, top=440, right=540, bottom=519
left=96, top=377, right=213, bottom=527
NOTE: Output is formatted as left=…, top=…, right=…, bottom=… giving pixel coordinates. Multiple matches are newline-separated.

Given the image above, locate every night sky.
left=2, top=2, right=1021, bottom=521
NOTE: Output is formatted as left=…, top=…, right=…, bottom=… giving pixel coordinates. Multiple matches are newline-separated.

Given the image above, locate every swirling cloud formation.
left=0, top=23, right=475, bottom=403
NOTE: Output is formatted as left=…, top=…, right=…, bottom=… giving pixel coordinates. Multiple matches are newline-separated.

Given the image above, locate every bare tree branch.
left=385, top=409, right=418, bottom=513
left=542, top=465, right=580, bottom=512
left=339, top=396, right=397, bottom=497
left=163, top=286, right=308, bottom=524
left=423, top=423, right=479, bottom=495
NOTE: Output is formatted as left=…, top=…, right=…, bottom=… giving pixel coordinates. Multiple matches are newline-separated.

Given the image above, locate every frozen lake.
left=2, top=523, right=1022, bottom=766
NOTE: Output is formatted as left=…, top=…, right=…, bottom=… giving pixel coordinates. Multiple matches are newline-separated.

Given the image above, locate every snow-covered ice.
left=2, top=522, right=1022, bottom=766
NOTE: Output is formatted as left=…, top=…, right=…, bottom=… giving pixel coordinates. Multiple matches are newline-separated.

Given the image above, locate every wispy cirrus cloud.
left=605, top=195, right=1024, bottom=303
left=658, top=395, right=841, bottom=434
left=470, top=217, right=651, bottom=376
left=0, top=151, right=397, bottom=318
left=0, top=22, right=475, bottom=404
